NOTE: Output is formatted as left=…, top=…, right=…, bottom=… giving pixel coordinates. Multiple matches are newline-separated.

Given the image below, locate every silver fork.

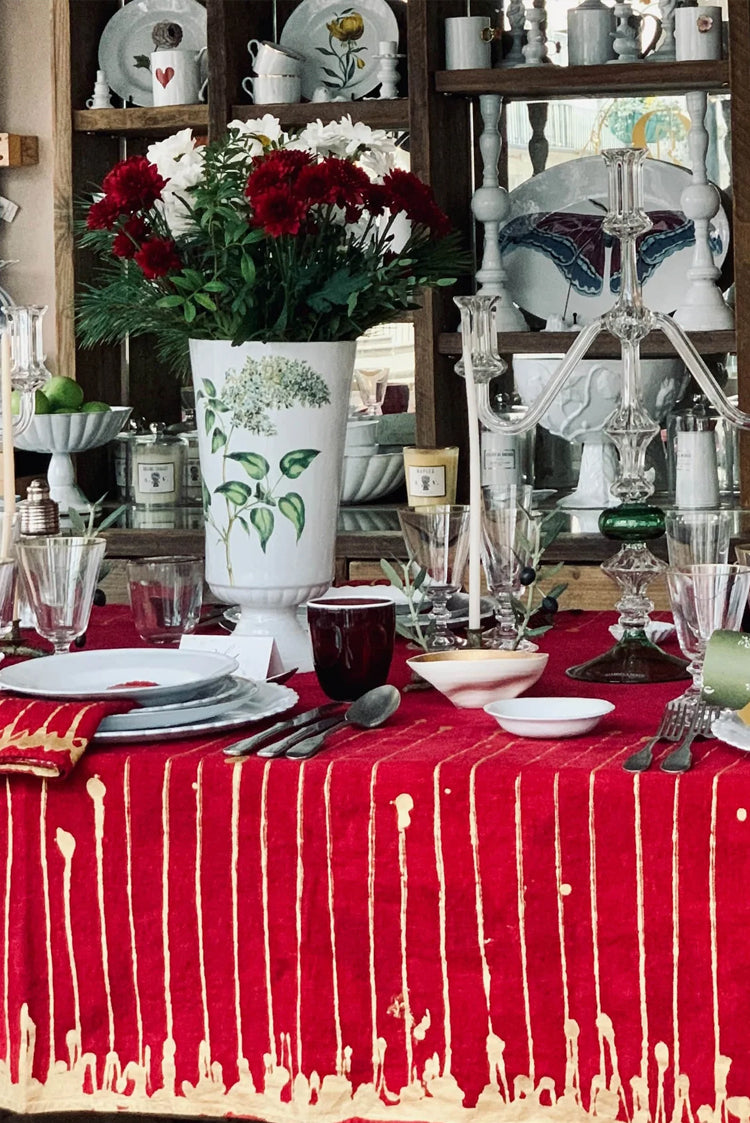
left=660, top=702, right=721, bottom=774
left=623, top=698, right=690, bottom=772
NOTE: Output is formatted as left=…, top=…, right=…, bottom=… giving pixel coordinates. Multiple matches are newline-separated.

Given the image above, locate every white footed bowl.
left=14, top=405, right=132, bottom=454
left=485, top=696, right=615, bottom=738
left=340, top=449, right=405, bottom=504
left=407, top=648, right=549, bottom=709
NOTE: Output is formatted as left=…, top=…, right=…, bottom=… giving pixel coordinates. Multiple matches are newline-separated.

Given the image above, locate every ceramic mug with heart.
left=151, top=47, right=208, bottom=106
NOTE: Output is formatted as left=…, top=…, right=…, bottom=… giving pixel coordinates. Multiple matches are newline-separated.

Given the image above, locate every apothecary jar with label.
left=130, top=423, right=187, bottom=508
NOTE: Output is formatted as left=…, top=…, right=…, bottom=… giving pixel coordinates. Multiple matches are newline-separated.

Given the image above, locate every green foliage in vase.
left=76, top=115, right=470, bottom=380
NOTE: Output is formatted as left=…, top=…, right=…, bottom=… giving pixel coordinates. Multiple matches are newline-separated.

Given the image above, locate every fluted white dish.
left=14, top=406, right=133, bottom=513
left=14, top=405, right=132, bottom=454
left=340, top=449, right=405, bottom=504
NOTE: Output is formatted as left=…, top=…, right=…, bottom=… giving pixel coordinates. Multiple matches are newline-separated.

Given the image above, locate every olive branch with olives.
left=380, top=508, right=568, bottom=652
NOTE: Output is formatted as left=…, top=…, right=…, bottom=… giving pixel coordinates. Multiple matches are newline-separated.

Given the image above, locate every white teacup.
left=242, top=74, right=302, bottom=104
left=247, top=39, right=305, bottom=76
left=151, top=47, right=207, bottom=106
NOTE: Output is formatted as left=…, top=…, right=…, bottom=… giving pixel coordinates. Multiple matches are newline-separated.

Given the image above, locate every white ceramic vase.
left=189, top=339, right=356, bottom=670
left=514, top=354, right=687, bottom=508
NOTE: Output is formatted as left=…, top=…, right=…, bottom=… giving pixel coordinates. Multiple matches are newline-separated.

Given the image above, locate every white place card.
left=179, top=633, right=284, bottom=682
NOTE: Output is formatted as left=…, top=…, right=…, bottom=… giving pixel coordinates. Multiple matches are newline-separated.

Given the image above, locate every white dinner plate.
left=499, top=156, right=730, bottom=323
left=98, top=675, right=257, bottom=733
left=0, top=649, right=238, bottom=705
left=93, top=682, right=298, bottom=744
left=711, top=709, right=750, bottom=752
left=280, top=0, right=399, bottom=101
left=98, top=0, right=207, bottom=107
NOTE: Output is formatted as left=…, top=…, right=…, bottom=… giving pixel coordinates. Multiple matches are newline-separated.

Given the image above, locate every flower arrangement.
left=77, top=115, right=467, bottom=377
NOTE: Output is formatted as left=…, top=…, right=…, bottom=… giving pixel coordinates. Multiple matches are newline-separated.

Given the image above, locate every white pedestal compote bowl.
left=14, top=407, right=133, bottom=513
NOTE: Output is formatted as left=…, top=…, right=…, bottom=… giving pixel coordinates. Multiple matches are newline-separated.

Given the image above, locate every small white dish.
left=0, top=648, right=239, bottom=705
left=484, top=696, right=615, bottom=738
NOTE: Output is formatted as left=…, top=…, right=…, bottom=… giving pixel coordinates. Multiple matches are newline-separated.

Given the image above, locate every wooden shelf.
left=73, top=105, right=209, bottom=137
left=229, top=99, right=410, bottom=129
left=435, top=59, right=730, bottom=102
left=0, top=133, right=38, bottom=167
left=439, top=329, right=737, bottom=357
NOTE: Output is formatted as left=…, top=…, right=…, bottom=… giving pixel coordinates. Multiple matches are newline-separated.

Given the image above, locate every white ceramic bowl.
left=340, top=449, right=405, bottom=504
left=14, top=405, right=133, bottom=453
left=344, top=416, right=380, bottom=452
left=406, top=648, right=549, bottom=709
left=484, top=696, right=615, bottom=737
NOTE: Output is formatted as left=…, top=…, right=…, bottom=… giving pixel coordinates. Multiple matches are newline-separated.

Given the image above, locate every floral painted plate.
left=98, top=0, right=207, bottom=107
left=279, top=0, right=399, bottom=101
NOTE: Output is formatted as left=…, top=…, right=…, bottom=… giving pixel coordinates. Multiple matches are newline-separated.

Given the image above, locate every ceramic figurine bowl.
left=484, top=696, right=615, bottom=737
left=406, top=648, right=549, bottom=709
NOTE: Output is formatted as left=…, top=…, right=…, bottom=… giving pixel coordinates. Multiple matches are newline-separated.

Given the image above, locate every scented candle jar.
left=403, top=446, right=459, bottom=507
left=130, top=425, right=187, bottom=508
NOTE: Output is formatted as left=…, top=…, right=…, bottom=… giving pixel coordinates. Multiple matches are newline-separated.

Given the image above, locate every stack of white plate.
left=0, top=649, right=298, bottom=745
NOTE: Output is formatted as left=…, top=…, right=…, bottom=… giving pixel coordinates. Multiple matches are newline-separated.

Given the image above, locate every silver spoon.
left=285, top=684, right=401, bottom=760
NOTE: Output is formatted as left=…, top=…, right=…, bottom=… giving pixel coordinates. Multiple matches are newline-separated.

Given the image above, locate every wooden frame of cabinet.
left=53, top=0, right=750, bottom=500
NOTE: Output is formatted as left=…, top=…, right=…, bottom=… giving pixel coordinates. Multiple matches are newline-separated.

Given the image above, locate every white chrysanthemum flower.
left=146, top=129, right=201, bottom=180
left=228, top=115, right=286, bottom=147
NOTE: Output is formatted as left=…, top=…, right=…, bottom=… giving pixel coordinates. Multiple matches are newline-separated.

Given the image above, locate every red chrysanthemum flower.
left=382, top=169, right=451, bottom=235
left=112, top=215, right=148, bottom=259
left=86, top=196, right=121, bottom=231
left=301, top=157, right=370, bottom=210
left=363, top=183, right=389, bottom=217
left=102, top=155, right=166, bottom=214
left=245, top=149, right=312, bottom=203
left=251, top=186, right=307, bottom=237
left=134, top=236, right=181, bottom=279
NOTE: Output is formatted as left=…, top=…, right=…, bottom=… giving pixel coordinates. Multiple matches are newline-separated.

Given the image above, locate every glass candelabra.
left=3, top=305, right=52, bottom=437
left=462, top=147, right=750, bottom=684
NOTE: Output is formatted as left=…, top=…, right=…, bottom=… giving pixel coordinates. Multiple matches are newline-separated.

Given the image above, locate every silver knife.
left=223, top=702, right=341, bottom=758
left=256, top=714, right=343, bottom=758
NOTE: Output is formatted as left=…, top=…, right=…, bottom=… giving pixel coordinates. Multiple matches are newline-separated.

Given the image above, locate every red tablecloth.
left=0, top=607, right=749, bottom=1122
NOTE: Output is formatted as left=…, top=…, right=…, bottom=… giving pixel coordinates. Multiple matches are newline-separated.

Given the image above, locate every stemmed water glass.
left=666, top=563, right=750, bottom=709
left=481, top=498, right=541, bottom=650
left=398, top=505, right=471, bottom=651
left=16, top=536, right=106, bottom=654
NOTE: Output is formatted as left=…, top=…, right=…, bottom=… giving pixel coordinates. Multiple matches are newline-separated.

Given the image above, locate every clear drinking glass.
left=127, top=555, right=204, bottom=645
left=481, top=499, right=542, bottom=650
left=16, top=536, right=106, bottom=654
left=398, top=504, right=471, bottom=650
left=354, top=367, right=389, bottom=416
left=665, top=509, right=731, bottom=567
left=666, top=563, right=750, bottom=707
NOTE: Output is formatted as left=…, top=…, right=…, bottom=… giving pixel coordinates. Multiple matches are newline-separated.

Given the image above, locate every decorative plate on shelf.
left=98, top=0, right=207, bottom=107
left=498, top=156, right=730, bottom=323
left=280, top=0, right=399, bottom=101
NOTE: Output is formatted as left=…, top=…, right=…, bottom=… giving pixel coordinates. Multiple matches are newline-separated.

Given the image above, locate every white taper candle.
left=462, top=344, right=482, bottom=634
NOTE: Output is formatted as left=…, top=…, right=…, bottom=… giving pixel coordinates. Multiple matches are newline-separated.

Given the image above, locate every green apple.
left=11, top=389, right=50, bottom=415
left=43, top=375, right=85, bottom=412
left=81, top=400, right=111, bottom=413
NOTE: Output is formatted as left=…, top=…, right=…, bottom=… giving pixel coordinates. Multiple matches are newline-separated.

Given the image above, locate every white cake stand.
left=13, top=406, right=133, bottom=512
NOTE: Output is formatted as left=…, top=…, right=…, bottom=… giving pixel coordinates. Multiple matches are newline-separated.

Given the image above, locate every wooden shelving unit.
left=439, top=330, right=737, bottom=358
left=54, top=0, right=750, bottom=505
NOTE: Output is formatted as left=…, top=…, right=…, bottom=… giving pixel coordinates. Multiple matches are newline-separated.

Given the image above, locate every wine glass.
left=666, top=563, right=750, bottom=709
left=354, top=368, right=389, bottom=416
left=481, top=499, right=542, bottom=650
left=16, top=536, right=106, bottom=654
left=398, top=505, right=471, bottom=650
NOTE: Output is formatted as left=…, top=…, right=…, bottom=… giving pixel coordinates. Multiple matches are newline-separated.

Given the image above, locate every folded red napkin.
left=0, top=696, right=136, bottom=779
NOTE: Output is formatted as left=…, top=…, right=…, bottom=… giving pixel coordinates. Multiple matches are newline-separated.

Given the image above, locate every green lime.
left=81, top=400, right=111, bottom=413
left=10, top=390, right=20, bottom=416
left=43, top=375, right=85, bottom=412
left=33, top=390, right=51, bottom=414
